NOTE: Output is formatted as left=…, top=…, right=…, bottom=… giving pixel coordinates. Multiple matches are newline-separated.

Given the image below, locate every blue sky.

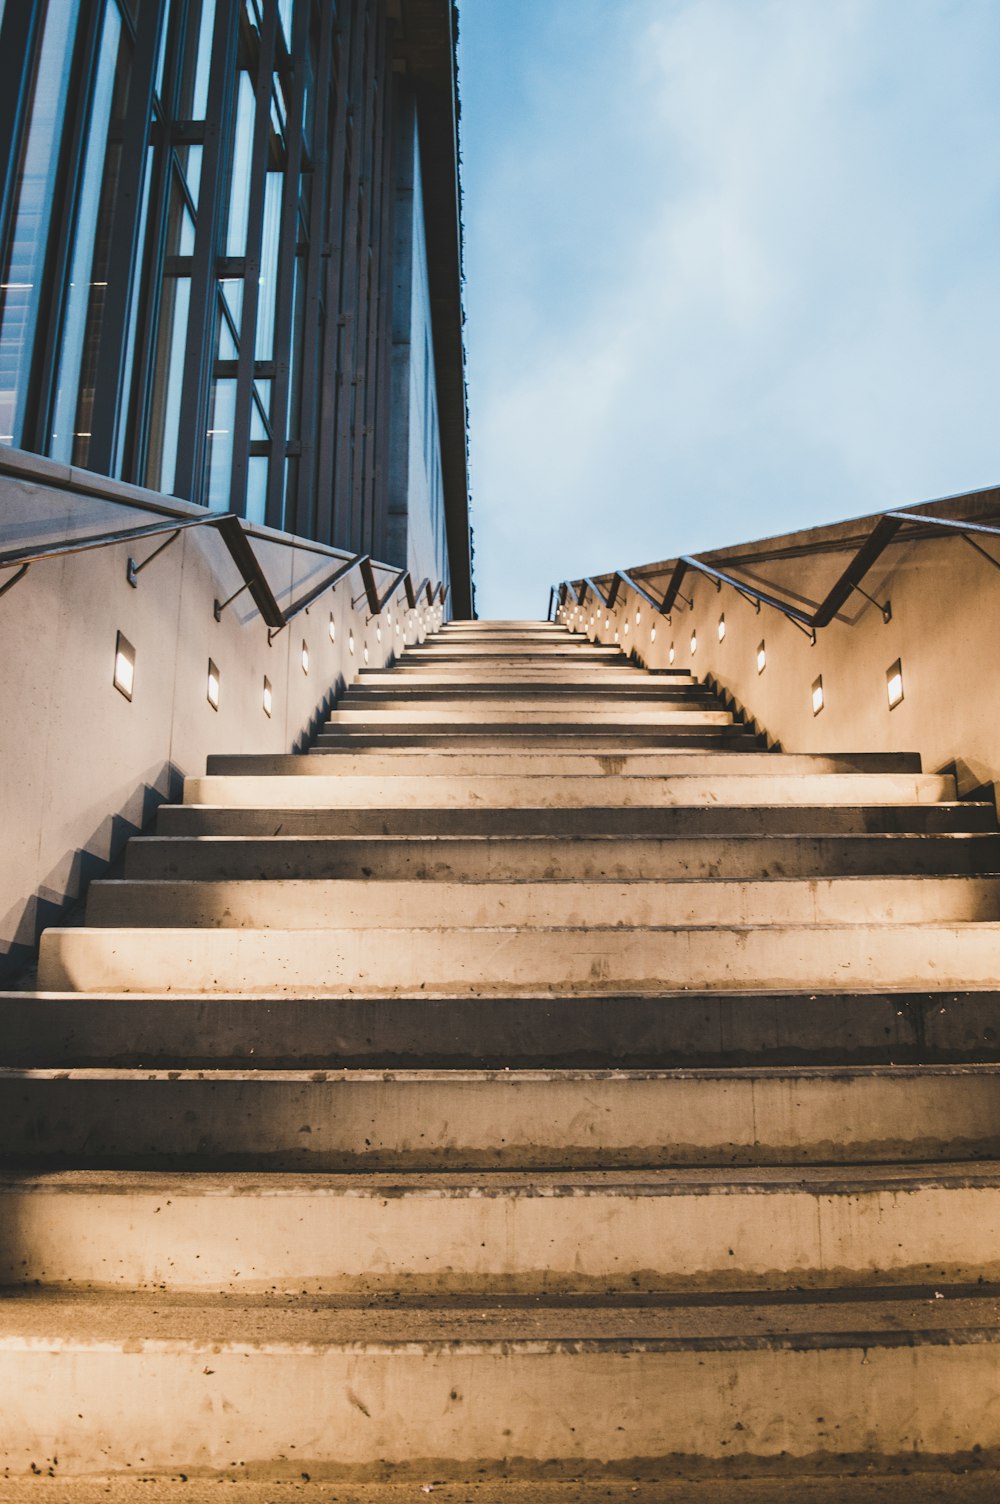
left=456, top=0, right=1000, bottom=618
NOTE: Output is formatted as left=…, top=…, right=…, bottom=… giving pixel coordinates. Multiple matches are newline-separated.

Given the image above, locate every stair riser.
left=210, top=751, right=925, bottom=775
left=3, top=1071, right=999, bottom=1166
left=37, top=924, right=1000, bottom=994
left=124, top=833, right=1000, bottom=883
left=324, top=709, right=735, bottom=725
left=84, top=876, right=1000, bottom=930
left=182, top=773, right=954, bottom=810
left=3, top=1178, right=999, bottom=1293
left=341, top=688, right=717, bottom=703
left=3, top=1342, right=999, bottom=1475
left=4, top=990, right=998, bottom=1068
left=154, top=804, right=995, bottom=837
left=313, top=731, right=760, bottom=749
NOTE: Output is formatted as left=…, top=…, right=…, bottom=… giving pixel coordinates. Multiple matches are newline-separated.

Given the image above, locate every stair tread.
left=4, top=1286, right=1000, bottom=1348
left=7, top=1161, right=1000, bottom=1193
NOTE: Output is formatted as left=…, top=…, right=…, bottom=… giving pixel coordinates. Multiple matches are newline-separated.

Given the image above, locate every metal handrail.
left=0, top=509, right=443, bottom=634
left=559, top=511, right=1000, bottom=640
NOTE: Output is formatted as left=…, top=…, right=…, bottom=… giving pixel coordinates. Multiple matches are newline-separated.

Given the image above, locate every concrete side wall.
left=0, top=451, right=436, bottom=978
left=562, top=508, right=1000, bottom=796
left=387, top=97, right=450, bottom=597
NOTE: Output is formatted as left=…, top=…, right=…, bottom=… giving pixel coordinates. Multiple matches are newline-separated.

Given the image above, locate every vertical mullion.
left=330, top=0, right=367, bottom=548
left=0, top=5, right=44, bottom=257
left=361, top=5, right=391, bottom=557
left=86, top=0, right=167, bottom=475
left=369, top=22, right=396, bottom=561
left=229, top=1, right=278, bottom=518
left=284, top=0, right=333, bottom=539
left=350, top=1, right=379, bottom=547
left=341, top=0, right=375, bottom=553
left=265, top=0, right=315, bottom=534
left=21, top=2, right=104, bottom=455
left=314, top=1, right=352, bottom=545
left=173, top=0, right=239, bottom=503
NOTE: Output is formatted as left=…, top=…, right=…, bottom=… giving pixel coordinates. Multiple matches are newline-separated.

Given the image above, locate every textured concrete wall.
left=0, top=449, right=437, bottom=977
left=562, top=487, right=1000, bottom=797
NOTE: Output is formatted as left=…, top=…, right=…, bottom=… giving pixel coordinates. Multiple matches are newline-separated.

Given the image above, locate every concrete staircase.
left=4, top=618, right=1000, bottom=1490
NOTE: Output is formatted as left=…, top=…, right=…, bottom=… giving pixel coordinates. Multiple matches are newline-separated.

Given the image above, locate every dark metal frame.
left=0, top=0, right=471, bottom=615
left=554, top=512, right=1000, bottom=638
left=0, top=509, right=442, bottom=635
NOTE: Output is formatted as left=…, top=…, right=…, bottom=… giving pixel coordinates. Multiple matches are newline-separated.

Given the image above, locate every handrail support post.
left=127, top=528, right=183, bottom=587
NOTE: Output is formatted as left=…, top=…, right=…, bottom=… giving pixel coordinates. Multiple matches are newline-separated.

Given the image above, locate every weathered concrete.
left=9, top=617, right=1000, bottom=1486
left=5, top=1164, right=1000, bottom=1293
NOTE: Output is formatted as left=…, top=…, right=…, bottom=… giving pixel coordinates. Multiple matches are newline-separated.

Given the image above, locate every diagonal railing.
left=552, top=511, right=1000, bottom=640
left=0, top=510, right=443, bottom=636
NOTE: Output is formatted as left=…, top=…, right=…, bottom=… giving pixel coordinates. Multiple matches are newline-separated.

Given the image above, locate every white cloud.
left=459, top=0, right=1000, bottom=617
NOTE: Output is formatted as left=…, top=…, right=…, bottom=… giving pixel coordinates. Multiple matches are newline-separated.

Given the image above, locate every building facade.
left=0, top=0, right=470, bottom=605
left=0, top=0, right=470, bottom=976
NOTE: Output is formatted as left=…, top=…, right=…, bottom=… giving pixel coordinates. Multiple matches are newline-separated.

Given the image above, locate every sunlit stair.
left=5, top=618, right=1000, bottom=1491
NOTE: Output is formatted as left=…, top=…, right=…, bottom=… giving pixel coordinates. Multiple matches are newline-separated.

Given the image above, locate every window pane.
left=178, top=0, right=216, bottom=121
left=277, top=0, right=293, bottom=51
left=49, top=1, right=123, bottom=464
left=145, top=275, right=190, bottom=493
left=0, top=0, right=81, bottom=445
left=245, top=453, right=268, bottom=524
left=205, top=376, right=236, bottom=511
left=114, top=142, right=155, bottom=476
left=254, top=172, right=282, bottom=360
left=226, top=71, right=255, bottom=256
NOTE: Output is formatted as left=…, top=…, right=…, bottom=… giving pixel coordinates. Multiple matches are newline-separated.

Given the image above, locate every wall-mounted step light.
left=757, top=640, right=766, bottom=674
left=605, top=617, right=610, bottom=631
left=328, top=614, right=336, bottom=643
left=301, top=640, right=309, bottom=674
left=650, top=624, right=657, bottom=643
left=363, top=644, right=369, bottom=664
left=623, top=620, right=629, bottom=635
left=207, top=659, right=220, bottom=711
left=886, top=658, right=904, bottom=709
left=811, top=675, right=824, bottom=716
left=668, top=643, right=675, bottom=665
left=376, top=624, right=382, bottom=643
left=717, top=614, right=726, bottom=642
left=349, top=631, right=355, bottom=654
left=262, top=676, right=272, bottom=718
left=690, top=630, right=697, bottom=654
left=635, top=608, right=641, bottom=625
left=113, top=632, right=135, bottom=702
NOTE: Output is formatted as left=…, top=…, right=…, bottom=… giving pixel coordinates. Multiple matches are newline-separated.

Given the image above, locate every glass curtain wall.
left=0, top=0, right=400, bottom=555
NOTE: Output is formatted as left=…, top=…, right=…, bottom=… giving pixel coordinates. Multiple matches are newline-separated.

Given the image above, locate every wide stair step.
left=8, top=617, right=1000, bottom=1488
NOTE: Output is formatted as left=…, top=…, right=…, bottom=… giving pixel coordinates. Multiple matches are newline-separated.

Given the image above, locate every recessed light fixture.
left=113, top=631, right=135, bottom=701
left=328, top=614, right=336, bottom=643
left=301, top=640, right=309, bottom=674
left=811, top=675, right=824, bottom=716
left=262, top=676, right=272, bottom=717
left=757, top=640, right=766, bottom=674
left=718, top=614, right=726, bottom=642
left=690, top=630, right=697, bottom=654
left=207, top=658, right=220, bottom=711
left=886, top=659, right=904, bottom=709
